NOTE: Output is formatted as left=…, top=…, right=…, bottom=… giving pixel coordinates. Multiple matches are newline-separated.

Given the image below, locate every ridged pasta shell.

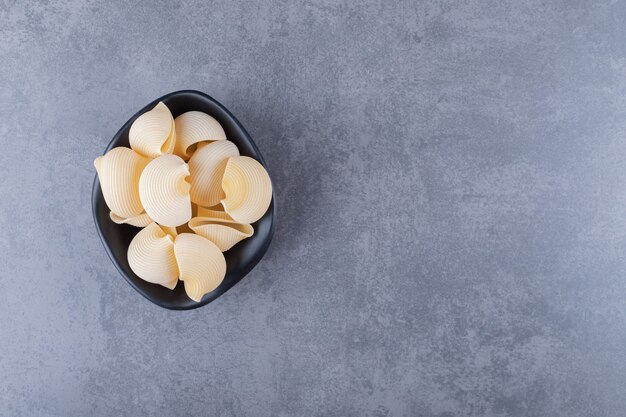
left=139, top=154, right=192, bottom=227
left=221, top=156, right=272, bottom=224
left=127, top=223, right=179, bottom=289
left=110, top=211, right=152, bottom=227
left=173, top=111, right=226, bottom=159
left=188, top=141, right=240, bottom=207
left=94, top=147, right=149, bottom=218
left=129, top=102, right=176, bottom=158
left=196, top=205, right=231, bottom=220
left=174, top=233, right=226, bottom=302
left=198, top=203, right=226, bottom=214
left=189, top=215, right=253, bottom=252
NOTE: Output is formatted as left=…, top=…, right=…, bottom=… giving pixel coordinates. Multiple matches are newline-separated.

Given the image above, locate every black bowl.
left=92, top=90, right=275, bottom=310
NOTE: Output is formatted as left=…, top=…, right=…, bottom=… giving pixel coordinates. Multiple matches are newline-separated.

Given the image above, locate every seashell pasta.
left=221, top=156, right=273, bottom=224
left=129, top=102, right=176, bottom=158
left=173, top=111, right=227, bottom=159
left=188, top=140, right=240, bottom=207
left=110, top=211, right=152, bottom=228
left=94, top=147, right=150, bottom=219
left=174, top=233, right=226, bottom=302
left=139, top=154, right=192, bottom=227
left=196, top=205, right=231, bottom=220
left=189, top=215, right=253, bottom=252
left=189, top=208, right=253, bottom=250
left=128, top=223, right=179, bottom=289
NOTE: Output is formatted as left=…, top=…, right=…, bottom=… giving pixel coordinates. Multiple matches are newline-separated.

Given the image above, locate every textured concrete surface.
left=1, top=0, right=626, bottom=416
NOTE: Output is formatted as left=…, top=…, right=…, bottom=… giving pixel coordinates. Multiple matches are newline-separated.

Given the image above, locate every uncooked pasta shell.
left=129, top=102, right=176, bottom=158
left=127, top=223, right=179, bottom=289
left=221, top=156, right=273, bottom=224
left=197, top=203, right=226, bottom=215
left=139, top=154, right=192, bottom=227
left=94, top=147, right=150, bottom=219
left=188, top=141, right=240, bottom=207
left=110, top=211, right=152, bottom=227
left=189, top=216, right=253, bottom=252
left=196, top=205, right=231, bottom=220
left=173, top=111, right=226, bottom=159
left=174, top=233, right=226, bottom=302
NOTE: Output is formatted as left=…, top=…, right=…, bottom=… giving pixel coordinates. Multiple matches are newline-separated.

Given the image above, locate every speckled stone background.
left=1, top=0, right=626, bottom=416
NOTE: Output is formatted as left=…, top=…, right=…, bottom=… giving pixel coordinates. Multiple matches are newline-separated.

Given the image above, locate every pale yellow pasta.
left=173, top=111, right=226, bottom=159
left=129, top=102, right=176, bottom=158
left=139, top=154, right=192, bottom=227
left=110, top=211, right=152, bottom=227
left=189, top=215, right=253, bottom=252
left=196, top=205, right=231, bottom=220
left=197, top=203, right=226, bottom=216
left=174, top=233, right=226, bottom=302
left=188, top=141, right=239, bottom=207
left=127, top=223, right=179, bottom=289
left=94, top=147, right=149, bottom=219
left=221, top=156, right=272, bottom=224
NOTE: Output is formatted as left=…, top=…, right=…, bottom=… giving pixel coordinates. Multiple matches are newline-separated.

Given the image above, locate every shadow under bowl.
left=92, top=90, right=275, bottom=310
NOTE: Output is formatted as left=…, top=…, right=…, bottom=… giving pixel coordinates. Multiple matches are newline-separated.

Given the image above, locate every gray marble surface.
left=1, top=0, right=626, bottom=416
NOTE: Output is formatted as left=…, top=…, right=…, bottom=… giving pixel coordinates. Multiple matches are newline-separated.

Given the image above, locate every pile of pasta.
left=94, top=102, right=272, bottom=302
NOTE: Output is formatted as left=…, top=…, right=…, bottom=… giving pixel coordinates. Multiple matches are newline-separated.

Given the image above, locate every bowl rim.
left=91, top=89, right=276, bottom=310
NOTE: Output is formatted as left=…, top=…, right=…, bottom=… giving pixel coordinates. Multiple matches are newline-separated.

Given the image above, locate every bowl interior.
left=92, top=90, right=275, bottom=310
